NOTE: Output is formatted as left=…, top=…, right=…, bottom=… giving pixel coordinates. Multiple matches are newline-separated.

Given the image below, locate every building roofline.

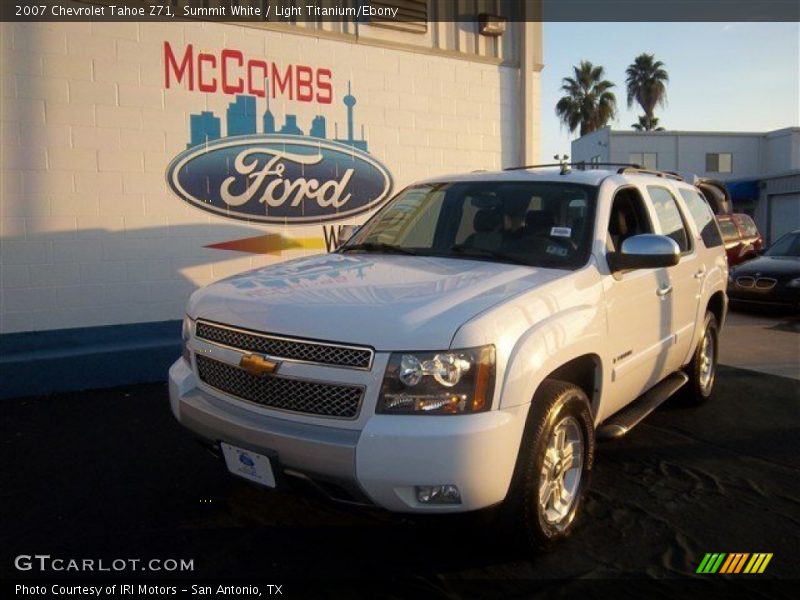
left=603, top=126, right=799, bottom=138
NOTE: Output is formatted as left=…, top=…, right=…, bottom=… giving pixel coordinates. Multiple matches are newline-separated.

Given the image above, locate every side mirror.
left=608, top=234, right=680, bottom=271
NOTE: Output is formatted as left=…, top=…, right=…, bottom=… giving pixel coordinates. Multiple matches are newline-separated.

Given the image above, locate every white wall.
left=0, top=21, right=538, bottom=334
left=764, top=128, right=800, bottom=175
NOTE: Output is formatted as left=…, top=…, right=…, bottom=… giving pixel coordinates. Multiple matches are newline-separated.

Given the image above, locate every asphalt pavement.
left=1, top=309, right=798, bottom=595
left=720, top=309, right=799, bottom=380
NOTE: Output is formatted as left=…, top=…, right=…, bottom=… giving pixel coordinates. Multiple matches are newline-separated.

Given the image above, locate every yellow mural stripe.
left=758, top=553, right=773, bottom=573
left=734, top=553, right=750, bottom=573
left=719, top=554, right=736, bottom=574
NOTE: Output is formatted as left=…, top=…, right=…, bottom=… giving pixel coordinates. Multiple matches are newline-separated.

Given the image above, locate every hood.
left=188, top=253, right=567, bottom=350
left=732, top=255, right=800, bottom=278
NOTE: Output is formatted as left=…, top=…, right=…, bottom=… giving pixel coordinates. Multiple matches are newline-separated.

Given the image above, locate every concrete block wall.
left=1, top=20, right=533, bottom=335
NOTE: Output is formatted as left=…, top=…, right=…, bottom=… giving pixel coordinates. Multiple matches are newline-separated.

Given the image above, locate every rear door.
left=644, top=185, right=704, bottom=371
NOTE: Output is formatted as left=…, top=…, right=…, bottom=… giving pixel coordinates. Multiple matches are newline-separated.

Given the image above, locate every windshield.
left=342, top=181, right=597, bottom=269
left=764, top=232, right=800, bottom=257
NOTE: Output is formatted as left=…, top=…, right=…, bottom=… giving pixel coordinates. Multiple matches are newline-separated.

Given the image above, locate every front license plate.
left=220, top=442, right=276, bottom=488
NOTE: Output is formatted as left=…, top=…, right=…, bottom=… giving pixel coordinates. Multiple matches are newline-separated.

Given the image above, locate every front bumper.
left=727, top=283, right=800, bottom=309
left=169, top=358, right=528, bottom=513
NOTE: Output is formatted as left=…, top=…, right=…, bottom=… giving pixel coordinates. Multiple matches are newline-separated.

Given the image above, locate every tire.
left=682, top=311, right=719, bottom=405
left=503, top=379, right=595, bottom=550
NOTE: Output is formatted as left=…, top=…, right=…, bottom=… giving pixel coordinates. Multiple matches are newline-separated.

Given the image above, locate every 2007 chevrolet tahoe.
left=169, top=165, right=728, bottom=547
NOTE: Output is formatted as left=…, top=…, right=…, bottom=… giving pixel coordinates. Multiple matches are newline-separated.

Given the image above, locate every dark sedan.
left=728, top=230, right=800, bottom=311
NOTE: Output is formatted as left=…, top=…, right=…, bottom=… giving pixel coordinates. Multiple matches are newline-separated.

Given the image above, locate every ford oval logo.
left=166, top=135, right=393, bottom=224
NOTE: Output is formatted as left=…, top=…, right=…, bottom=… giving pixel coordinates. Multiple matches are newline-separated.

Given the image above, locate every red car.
left=716, top=213, right=764, bottom=266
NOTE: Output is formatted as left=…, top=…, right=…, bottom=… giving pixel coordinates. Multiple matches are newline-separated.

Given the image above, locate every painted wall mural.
left=162, top=42, right=394, bottom=254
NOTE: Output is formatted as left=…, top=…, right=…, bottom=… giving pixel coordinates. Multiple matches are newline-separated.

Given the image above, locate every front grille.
left=736, top=276, right=777, bottom=290
left=195, top=321, right=373, bottom=370
left=755, top=277, right=777, bottom=290
left=196, top=355, right=363, bottom=419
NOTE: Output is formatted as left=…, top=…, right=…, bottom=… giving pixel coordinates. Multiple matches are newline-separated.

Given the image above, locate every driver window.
left=607, top=188, right=654, bottom=253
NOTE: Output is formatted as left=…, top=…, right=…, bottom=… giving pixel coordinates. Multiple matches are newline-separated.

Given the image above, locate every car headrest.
left=473, top=208, right=502, bottom=233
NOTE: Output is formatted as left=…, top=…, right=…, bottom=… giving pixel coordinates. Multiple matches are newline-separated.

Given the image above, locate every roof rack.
left=502, top=163, right=686, bottom=182
left=617, top=166, right=684, bottom=181
left=503, top=162, right=640, bottom=172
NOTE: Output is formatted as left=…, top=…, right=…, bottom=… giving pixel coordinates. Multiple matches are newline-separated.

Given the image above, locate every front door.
left=601, top=187, right=674, bottom=420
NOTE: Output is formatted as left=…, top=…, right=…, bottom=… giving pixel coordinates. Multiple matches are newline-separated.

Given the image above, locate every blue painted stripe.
left=0, top=320, right=181, bottom=400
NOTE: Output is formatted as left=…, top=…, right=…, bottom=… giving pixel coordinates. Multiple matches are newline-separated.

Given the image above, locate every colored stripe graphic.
left=719, top=554, right=735, bottom=573
left=721, top=553, right=749, bottom=573
left=696, top=553, right=713, bottom=573
left=698, top=552, right=773, bottom=574
left=743, top=553, right=773, bottom=574
left=697, top=553, right=726, bottom=573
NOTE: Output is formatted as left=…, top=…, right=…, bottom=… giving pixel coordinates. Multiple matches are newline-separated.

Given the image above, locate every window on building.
left=706, top=153, right=732, bottom=173
left=629, top=152, right=657, bottom=170
left=367, top=0, right=428, bottom=33
left=647, top=186, right=691, bottom=253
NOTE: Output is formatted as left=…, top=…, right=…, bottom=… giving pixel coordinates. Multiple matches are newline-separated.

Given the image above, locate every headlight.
left=182, top=315, right=194, bottom=364
left=378, top=346, right=495, bottom=415
left=787, top=277, right=800, bottom=288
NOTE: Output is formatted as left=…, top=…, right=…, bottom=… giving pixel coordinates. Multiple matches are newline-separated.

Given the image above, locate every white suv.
left=169, top=165, right=728, bottom=547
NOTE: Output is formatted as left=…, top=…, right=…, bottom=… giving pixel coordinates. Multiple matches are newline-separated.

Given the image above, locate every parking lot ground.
left=1, top=317, right=798, bottom=593
left=720, top=308, right=799, bottom=380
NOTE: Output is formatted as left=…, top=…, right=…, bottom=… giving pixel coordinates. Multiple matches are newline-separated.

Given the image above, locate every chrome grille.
left=195, top=321, right=373, bottom=370
left=736, top=276, right=777, bottom=290
left=196, top=355, right=363, bottom=419
left=755, top=277, right=777, bottom=290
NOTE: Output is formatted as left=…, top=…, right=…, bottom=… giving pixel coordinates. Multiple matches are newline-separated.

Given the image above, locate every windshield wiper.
left=340, top=242, right=418, bottom=255
left=448, top=244, right=532, bottom=266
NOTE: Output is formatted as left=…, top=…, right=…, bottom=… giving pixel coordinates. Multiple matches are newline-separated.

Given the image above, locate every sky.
left=540, top=22, right=800, bottom=162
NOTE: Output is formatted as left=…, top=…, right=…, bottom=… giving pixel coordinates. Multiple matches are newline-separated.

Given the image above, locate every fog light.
left=415, top=485, right=461, bottom=504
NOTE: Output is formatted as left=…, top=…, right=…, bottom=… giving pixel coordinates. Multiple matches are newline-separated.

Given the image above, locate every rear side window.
left=647, top=186, right=691, bottom=253
left=717, top=218, right=739, bottom=241
left=679, top=188, right=724, bottom=248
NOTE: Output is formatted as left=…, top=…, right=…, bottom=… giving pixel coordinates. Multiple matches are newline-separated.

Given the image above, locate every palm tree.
left=556, top=61, right=618, bottom=137
left=631, top=115, right=665, bottom=131
left=625, top=53, right=669, bottom=131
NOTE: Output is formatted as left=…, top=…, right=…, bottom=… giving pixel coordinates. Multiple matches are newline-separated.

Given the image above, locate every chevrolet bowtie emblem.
left=239, top=354, right=280, bottom=377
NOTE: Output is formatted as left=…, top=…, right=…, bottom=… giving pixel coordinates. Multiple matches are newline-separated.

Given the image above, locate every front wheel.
left=504, top=380, right=595, bottom=550
left=682, top=311, right=719, bottom=404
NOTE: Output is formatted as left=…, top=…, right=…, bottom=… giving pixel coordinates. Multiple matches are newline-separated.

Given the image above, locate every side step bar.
left=597, top=372, right=689, bottom=440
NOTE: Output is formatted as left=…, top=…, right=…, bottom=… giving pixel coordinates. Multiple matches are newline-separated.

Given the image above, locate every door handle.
left=656, top=285, right=673, bottom=297
left=694, top=267, right=706, bottom=279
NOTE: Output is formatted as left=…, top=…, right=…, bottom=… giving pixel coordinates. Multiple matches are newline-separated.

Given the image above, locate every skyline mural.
left=187, top=81, right=368, bottom=152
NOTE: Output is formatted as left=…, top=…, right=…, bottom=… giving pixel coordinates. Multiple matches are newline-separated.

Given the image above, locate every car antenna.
left=555, top=154, right=571, bottom=175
